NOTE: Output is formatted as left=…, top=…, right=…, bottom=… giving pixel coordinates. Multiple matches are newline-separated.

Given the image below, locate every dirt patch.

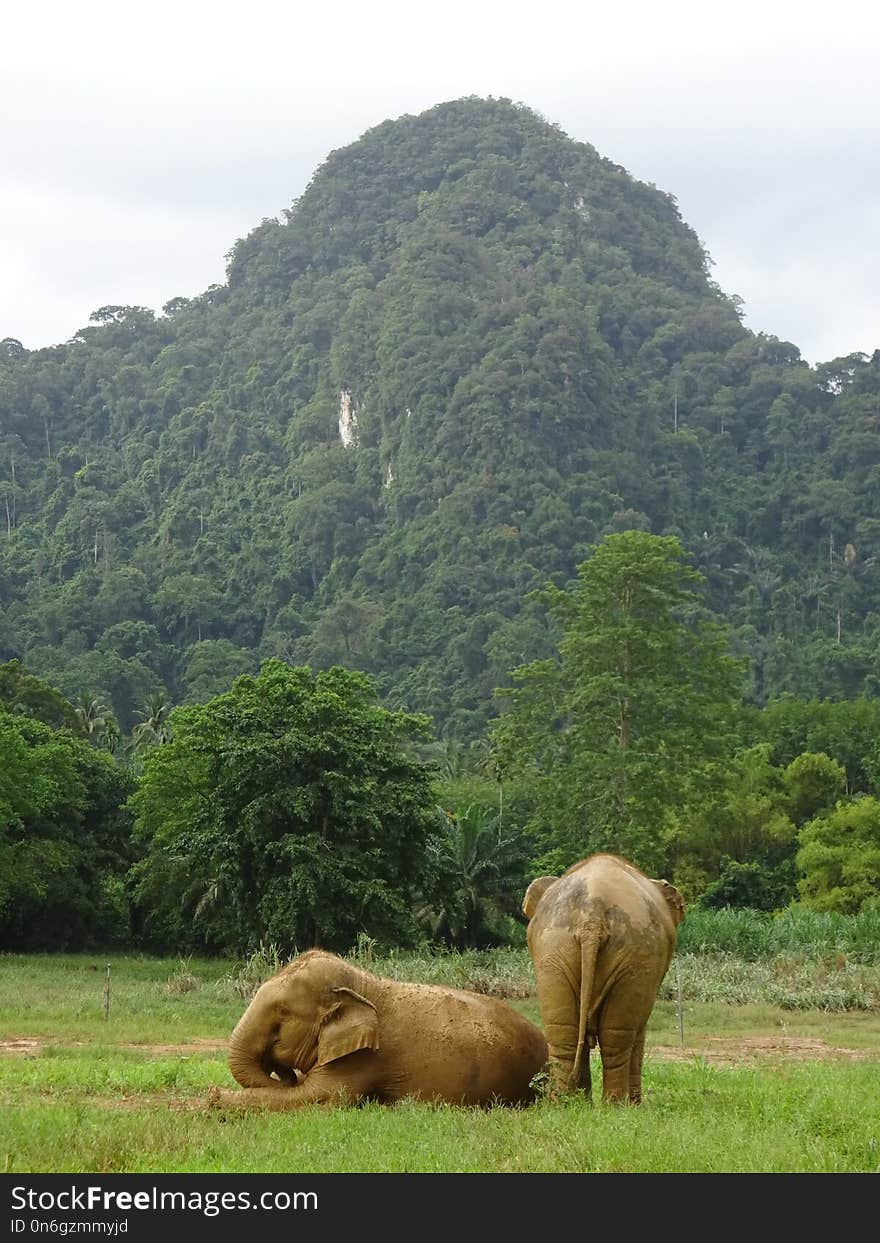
left=119, top=1039, right=226, bottom=1055
left=650, top=1035, right=874, bottom=1067
left=0, top=1037, right=226, bottom=1057
left=3, top=1033, right=876, bottom=1069
left=0, top=1039, right=46, bottom=1057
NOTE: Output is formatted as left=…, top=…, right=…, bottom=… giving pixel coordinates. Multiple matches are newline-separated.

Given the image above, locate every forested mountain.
left=2, top=96, right=879, bottom=738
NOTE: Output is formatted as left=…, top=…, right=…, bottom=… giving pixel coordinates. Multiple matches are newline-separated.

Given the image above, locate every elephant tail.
left=572, top=920, right=602, bottom=1089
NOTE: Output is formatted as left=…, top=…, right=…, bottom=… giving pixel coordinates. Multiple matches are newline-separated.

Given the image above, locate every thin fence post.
left=103, top=963, right=111, bottom=1022
left=675, top=959, right=684, bottom=1046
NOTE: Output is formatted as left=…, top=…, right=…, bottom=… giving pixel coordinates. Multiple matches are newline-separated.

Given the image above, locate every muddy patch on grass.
left=650, top=1035, right=874, bottom=1067
left=0, top=1039, right=45, bottom=1057
left=0, top=1037, right=226, bottom=1058
left=119, top=1039, right=226, bottom=1055
left=3, top=1033, right=876, bottom=1072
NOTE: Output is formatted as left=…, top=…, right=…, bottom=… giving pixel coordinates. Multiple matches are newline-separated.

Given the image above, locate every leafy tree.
left=0, top=338, right=25, bottom=360
left=672, top=746, right=845, bottom=908
left=155, top=574, right=222, bottom=644
left=181, top=639, right=258, bottom=703
left=796, top=797, right=880, bottom=913
left=754, top=698, right=880, bottom=797
left=699, top=857, right=796, bottom=912
left=0, top=709, right=135, bottom=949
left=494, top=532, right=745, bottom=873
left=0, top=660, right=83, bottom=732
left=20, top=644, right=164, bottom=737
left=781, top=751, right=847, bottom=825
left=129, top=660, right=436, bottom=953
left=672, top=745, right=796, bottom=904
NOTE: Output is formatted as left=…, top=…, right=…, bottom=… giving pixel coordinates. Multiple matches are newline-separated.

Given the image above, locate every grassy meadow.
left=2, top=915, right=879, bottom=1174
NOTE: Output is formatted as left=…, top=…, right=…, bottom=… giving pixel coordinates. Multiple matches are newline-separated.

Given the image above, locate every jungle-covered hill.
left=2, top=96, right=879, bottom=738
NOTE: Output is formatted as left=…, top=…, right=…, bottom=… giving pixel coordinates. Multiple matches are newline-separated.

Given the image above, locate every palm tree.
left=799, top=570, right=830, bottom=631
left=415, top=738, right=470, bottom=781
left=418, top=805, right=529, bottom=949
left=98, top=717, right=122, bottom=755
left=74, top=693, right=111, bottom=740
left=131, top=691, right=174, bottom=752
left=468, top=736, right=505, bottom=819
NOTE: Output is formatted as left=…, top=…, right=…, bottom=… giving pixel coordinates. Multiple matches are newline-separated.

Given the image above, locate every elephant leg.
left=535, top=977, right=579, bottom=1094
left=596, top=1021, right=638, bottom=1103
left=547, top=1043, right=578, bottom=1097
left=598, top=982, right=657, bottom=1103
left=628, top=1026, right=646, bottom=1104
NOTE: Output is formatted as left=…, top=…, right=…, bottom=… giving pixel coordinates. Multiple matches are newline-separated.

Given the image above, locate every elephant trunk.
left=227, top=1007, right=280, bottom=1090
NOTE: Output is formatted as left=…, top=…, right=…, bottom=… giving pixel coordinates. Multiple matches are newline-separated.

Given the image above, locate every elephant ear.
left=522, top=875, right=559, bottom=920
left=653, top=879, right=686, bottom=926
left=316, top=987, right=379, bottom=1065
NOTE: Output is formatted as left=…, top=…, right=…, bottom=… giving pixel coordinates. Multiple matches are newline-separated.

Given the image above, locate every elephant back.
left=539, top=853, right=680, bottom=944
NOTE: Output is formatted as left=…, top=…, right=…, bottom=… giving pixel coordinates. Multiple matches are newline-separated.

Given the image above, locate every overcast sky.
left=2, top=0, right=878, bottom=366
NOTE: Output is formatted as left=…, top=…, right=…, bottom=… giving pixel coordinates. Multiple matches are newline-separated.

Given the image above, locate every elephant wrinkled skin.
left=523, top=853, right=685, bottom=1104
left=216, top=949, right=548, bottom=1110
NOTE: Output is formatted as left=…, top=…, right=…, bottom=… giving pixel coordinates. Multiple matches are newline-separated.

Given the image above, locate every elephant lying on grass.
left=523, top=853, right=685, bottom=1104
left=213, top=949, right=548, bottom=1109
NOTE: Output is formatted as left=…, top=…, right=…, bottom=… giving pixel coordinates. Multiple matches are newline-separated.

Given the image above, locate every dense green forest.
left=2, top=97, right=879, bottom=738
left=1, top=98, right=878, bottom=951
left=3, top=535, right=879, bottom=953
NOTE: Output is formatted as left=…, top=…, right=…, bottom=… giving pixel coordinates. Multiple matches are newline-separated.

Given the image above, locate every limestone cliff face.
left=338, top=389, right=358, bottom=447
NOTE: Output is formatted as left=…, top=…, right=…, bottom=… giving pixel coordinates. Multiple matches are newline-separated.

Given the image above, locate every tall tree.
left=493, top=531, right=745, bottom=873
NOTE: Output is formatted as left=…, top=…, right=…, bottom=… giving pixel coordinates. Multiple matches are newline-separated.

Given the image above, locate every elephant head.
left=227, top=950, right=380, bottom=1090
left=651, top=878, right=686, bottom=926
left=522, top=875, right=559, bottom=920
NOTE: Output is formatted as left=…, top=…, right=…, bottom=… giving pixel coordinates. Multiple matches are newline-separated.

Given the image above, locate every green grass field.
left=2, top=948, right=878, bottom=1173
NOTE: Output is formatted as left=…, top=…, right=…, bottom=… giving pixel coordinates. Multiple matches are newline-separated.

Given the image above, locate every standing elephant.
left=215, top=949, right=548, bottom=1109
left=523, top=853, right=685, bottom=1104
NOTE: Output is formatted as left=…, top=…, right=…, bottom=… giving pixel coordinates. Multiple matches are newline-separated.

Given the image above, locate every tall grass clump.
left=661, top=954, right=879, bottom=1010
left=214, top=943, right=290, bottom=1001
left=350, top=943, right=535, bottom=998
left=165, top=958, right=199, bottom=995
left=210, top=939, right=535, bottom=1003
left=678, top=907, right=880, bottom=962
